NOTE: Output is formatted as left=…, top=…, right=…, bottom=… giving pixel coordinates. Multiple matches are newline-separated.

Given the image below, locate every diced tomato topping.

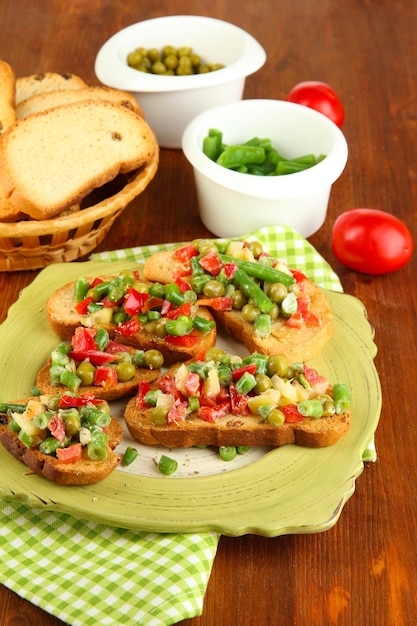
left=199, top=250, right=223, bottom=276
left=101, top=295, right=123, bottom=308
left=124, top=288, right=149, bottom=317
left=48, top=414, right=66, bottom=442
left=72, top=327, right=97, bottom=351
left=197, top=296, right=233, bottom=311
left=198, top=401, right=231, bottom=422
left=231, top=363, right=257, bottom=380
left=74, top=296, right=94, bottom=315
left=58, top=394, right=105, bottom=407
left=281, top=404, right=304, bottom=423
left=69, top=350, right=117, bottom=366
left=94, top=366, right=118, bottom=388
left=285, top=311, right=304, bottom=328
left=223, top=262, right=238, bottom=279
left=175, top=276, right=191, bottom=292
left=288, top=296, right=320, bottom=327
left=105, top=340, right=130, bottom=353
left=172, top=265, right=192, bottom=280
left=157, top=373, right=181, bottom=398
left=172, top=244, right=199, bottom=263
left=116, top=317, right=141, bottom=336
left=90, top=278, right=104, bottom=288
left=164, top=334, right=200, bottom=347
left=303, top=364, right=329, bottom=394
left=229, top=382, right=250, bottom=415
left=167, top=398, right=188, bottom=423
left=290, top=269, right=308, bottom=283
left=184, top=372, right=201, bottom=396
left=56, top=443, right=82, bottom=464
left=160, top=299, right=173, bottom=316
left=136, top=381, right=151, bottom=408
left=142, top=295, right=165, bottom=313
left=166, top=302, right=192, bottom=319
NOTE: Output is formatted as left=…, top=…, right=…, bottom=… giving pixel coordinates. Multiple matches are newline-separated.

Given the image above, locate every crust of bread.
left=46, top=277, right=217, bottom=365
left=0, top=406, right=123, bottom=485
left=16, top=85, right=144, bottom=119
left=123, top=393, right=350, bottom=448
left=0, top=60, right=16, bottom=134
left=15, top=71, right=87, bottom=105
left=0, top=100, right=156, bottom=220
left=143, top=248, right=334, bottom=362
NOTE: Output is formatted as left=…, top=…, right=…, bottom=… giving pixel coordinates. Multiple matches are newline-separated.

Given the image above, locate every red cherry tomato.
left=332, top=209, right=413, bottom=275
left=286, top=81, right=345, bottom=128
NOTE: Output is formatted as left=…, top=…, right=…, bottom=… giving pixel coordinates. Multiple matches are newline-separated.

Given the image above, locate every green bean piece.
left=297, top=399, right=323, bottom=418
left=144, top=390, right=162, bottom=406
left=94, top=327, right=109, bottom=351
left=235, top=371, right=257, bottom=395
left=158, top=454, right=178, bottom=475
left=148, top=282, right=166, bottom=298
left=236, top=446, right=250, bottom=454
left=39, top=437, right=62, bottom=455
left=60, top=369, right=82, bottom=392
left=123, top=446, right=139, bottom=466
left=216, top=145, right=266, bottom=170
left=0, top=403, right=27, bottom=414
left=188, top=396, right=200, bottom=412
left=281, top=292, right=298, bottom=317
left=233, top=269, right=275, bottom=314
left=333, top=383, right=351, bottom=414
left=33, top=411, right=51, bottom=430
left=8, top=419, right=21, bottom=432
left=87, top=441, right=108, bottom=461
left=219, top=446, right=237, bottom=462
left=18, top=429, right=33, bottom=448
left=73, top=276, right=90, bottom=302
left=254, top=313, right=272, bottom=337
left=218, top=254, right=295, bottom=286
left=203, top=128, right=223, bottom=162
left=193, top=315, right=215, bottom=334
left=164, top=283, right=184, bottom=306
left=88, top=281, right=110, bottom=302
left=165, top=316, right=193, bottom=336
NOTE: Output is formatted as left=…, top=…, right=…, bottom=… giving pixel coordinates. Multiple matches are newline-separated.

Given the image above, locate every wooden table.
left=0, top=1, right=416, bottom=624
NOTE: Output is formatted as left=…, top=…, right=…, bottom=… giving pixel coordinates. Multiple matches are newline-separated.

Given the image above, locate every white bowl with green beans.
left=95, top=16, right=266, bottom=148
left=182, top=99, right=348, bottom=238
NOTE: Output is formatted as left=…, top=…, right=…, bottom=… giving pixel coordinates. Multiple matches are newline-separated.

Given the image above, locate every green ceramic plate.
left=0, top=260, right=381, bottom=537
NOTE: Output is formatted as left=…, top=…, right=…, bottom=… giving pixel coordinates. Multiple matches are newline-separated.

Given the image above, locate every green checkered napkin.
left=0, top=226, right=375, bottom=626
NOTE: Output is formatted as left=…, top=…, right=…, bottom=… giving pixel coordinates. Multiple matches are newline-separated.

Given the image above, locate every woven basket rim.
left=0, top=145, right=159, bottom=238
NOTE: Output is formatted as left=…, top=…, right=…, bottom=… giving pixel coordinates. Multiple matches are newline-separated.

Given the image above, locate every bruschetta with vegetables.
left=143, top=239, right=334, bottom=362
left=46, top=269, right=217, bottom=365
left=123, top=347, right=351, bottom=449
left=0, top=393, right=123, bottom=484
left=36, top=326, right=163, bottom=401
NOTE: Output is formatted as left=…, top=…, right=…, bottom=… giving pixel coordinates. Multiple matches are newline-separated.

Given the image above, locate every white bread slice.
left=0, top=400, right=123, bottom=485
left=0, top=100, right=157, bottom=220
left=0, top=60, right=16, bottom=133
left=16, top=85, right=144, bottom=119
left=15, top=71, right=87, bottom=105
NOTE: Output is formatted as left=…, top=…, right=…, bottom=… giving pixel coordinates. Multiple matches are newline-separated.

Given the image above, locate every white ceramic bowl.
left=182, top=99, right=348, bottom=238
left=95, top=15, right=266, bottom=148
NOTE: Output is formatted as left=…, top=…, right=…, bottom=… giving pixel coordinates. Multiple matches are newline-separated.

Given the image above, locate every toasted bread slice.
left=0, top=396, right=123, bottom=485
left=15, top=71, right=87, bottom=105
left=143, top=244, right=334, bottom=362
left=46, top=275, right=217, bottom=365
left=16, top=85, right=144, bottom=119
left=0, top=99, right=157, bottom=220
left=0, top=60, right=16, bottom=134
left=123, top=354, right=351, bottom=448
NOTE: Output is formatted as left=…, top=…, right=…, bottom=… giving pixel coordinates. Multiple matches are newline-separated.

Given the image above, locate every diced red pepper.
left=223, top=262, right=238, bottom=279
left=74, top=296, right=94, bottom=315
left=69, top=350, right=117, bottom=366
left=184, top=371, right=201, bottom=396
left=172, top=265, right=192, bottom=280
left=142, top=296, right=165, bottom=313
left=229, top=382, right=250, bottom=415
left=94, top=366, right=118, bottom=388
left=90, top=278, right=104, bottom=288
left=56, top=443, right=82, bottom=464
left=160, top=299, right=173, bottom=316
left=303, top=364, right=329, bottom=394
left=198, top=401, right=231, bottom=422
left=58, top=393, right=105, bottom=407
left=166, top=302, right=192, bottom=319
left=290, top=268, right=308, bottom=283
left=199, top=250, right=223, bottom=276
left=167, top=398, right=188, bottom=424
left=164, top=333, right=200, bottom=347
left=124, top=288, right=149, bottom=317
left=48, top=414, right=66, bottom=442
left=285, top=311, right=304, bottom=328
left=197, top=296, right=233, bottom=311
left=116, top=317, right=141, bottom=336
left=105, top=340, right=130, bottom=353
left=172, top=244, right=199, bottom=263
left=175, top=276, right=191, bottom=292
left=136, top=381, right=152, bottom=408
left=281, top=404, right=304, bottom=423
left=231, top=363, right=257, bottom=380
left=157, top=373, right=181, bottom=398
left=72, top=327, right=97, bottom=351
left=101, top=295, right=123, bottom=308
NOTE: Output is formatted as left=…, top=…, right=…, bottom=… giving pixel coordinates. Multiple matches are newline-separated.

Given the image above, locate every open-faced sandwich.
left=143, top=239, right=334, bottom=362
left=36, top=326, right=163, bottom=401
left=123, top=347, right=351, bottom=449
left=46, top=269, right=217, bottom=365
left=0, top=392, right=123, bottom=484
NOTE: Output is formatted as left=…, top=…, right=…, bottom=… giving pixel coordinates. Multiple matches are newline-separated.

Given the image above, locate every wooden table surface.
left=0, top=1, right=416, bottom=624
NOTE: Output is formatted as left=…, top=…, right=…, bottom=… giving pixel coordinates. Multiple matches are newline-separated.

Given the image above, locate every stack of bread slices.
left=0, top=60, right=157, bottom=223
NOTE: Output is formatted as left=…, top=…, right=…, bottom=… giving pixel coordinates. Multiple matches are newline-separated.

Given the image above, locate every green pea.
left=268, top=283, right=288, bottom=303
left=267, top=408, right=285, bottom=426
left=267, top=355, right=289, bottom=378
left=203, top=279, right=225, bottom=298
left=254, top=373, right=272, bottom=394
left=144, top=349, right=164, bottom=369
left=231, top=289, right=247, bottom=310
left=204, top=347, right=227, bottom=363
left=76, top=361, right=96, bottom=386
left=241, top=303, right=260, bottom=323
left=115, top=362, right=136, bottom=382
left=151, top=406, right=168, bottom=425
left=247, top=240, right=264, bottom=258
left=64, top=414, right=81, bottom=437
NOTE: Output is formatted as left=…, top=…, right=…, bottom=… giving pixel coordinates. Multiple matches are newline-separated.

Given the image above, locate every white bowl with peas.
left=182, top=99, right=348, bottom=238
left=94, top=15, right=266, bottom=148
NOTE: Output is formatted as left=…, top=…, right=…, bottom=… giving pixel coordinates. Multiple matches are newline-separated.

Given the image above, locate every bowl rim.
left=95, top=15, right=266, bottom=93
left=181, top=99, right=349, bottom=198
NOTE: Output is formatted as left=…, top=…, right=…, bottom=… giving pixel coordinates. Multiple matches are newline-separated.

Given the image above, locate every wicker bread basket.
left=0, top=145, right=159, bottom=271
